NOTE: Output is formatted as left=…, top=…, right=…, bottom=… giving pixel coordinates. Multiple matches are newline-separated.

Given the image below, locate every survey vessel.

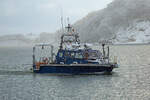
left=32, top=24, right=118, bottom=74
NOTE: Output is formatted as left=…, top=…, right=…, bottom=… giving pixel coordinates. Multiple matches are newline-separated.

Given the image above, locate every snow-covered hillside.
left=72, top=0, right=150, bottom=43
left=115, top=21, right=150, bottom=44
left=1, top=0, right=150, bottom=45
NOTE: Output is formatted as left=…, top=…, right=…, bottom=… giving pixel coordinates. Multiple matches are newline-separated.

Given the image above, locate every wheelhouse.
left=56, top=49, right=84, bottom=64
left=56, top=49, right=102, bottom=64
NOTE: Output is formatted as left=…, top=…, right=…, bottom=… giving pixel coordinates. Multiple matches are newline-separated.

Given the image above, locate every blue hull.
left=33, top=64, right=118, bottom=74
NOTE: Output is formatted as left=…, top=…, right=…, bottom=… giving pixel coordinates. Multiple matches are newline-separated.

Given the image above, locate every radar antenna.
left=65, top=17, right=72, bottom=32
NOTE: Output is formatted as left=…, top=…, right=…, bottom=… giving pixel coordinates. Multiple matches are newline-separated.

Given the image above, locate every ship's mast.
left=61, top=16, right=64, bottom=33
left=59, top=18, right=80, bottom=50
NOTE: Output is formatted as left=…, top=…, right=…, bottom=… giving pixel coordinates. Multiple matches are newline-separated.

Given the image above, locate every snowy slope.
left=114, top=21, right=150, bottom=44
left=72, top=0, right=150, bottom=43
left=2, top=0, right=150, bottom=45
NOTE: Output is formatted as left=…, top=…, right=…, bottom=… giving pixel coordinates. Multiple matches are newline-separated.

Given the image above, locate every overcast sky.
left=0, top=0, right=113, bottom=35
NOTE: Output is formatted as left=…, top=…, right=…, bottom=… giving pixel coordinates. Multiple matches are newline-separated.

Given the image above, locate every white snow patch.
left=114, top=21, right=150, bottom=44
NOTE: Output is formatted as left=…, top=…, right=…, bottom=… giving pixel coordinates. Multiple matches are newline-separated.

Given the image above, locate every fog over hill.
left=1, top=0, right=150, bottom=46
left=0, top=33, right=56, bottom=47
left=73, top=0, right=150, bottom=43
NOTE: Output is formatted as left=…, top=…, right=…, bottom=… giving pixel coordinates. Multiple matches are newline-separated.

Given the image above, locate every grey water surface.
left=0, top=45, right=150, bottom=100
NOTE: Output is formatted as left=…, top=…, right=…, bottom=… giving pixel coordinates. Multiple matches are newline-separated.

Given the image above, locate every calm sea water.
left=0, top=45, right=150, bottom=100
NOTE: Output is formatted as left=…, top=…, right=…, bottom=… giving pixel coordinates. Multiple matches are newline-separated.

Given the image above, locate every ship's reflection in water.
left=0, top=45, right=150, bottom=100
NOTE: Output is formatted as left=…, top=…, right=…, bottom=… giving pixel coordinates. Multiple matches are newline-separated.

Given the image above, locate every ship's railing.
left=33, top=44, right=54, bottom=69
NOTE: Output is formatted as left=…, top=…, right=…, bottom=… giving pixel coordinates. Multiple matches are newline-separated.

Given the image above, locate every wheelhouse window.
left=90, top=52, right=97, bottom=57
left=64, top=52, right=71, bottom=57
left=88, top=51, right=101, bottom=59
left=71, top=52, right=75, bottom=58
left=75, top=52, right=83, bottom=59
left=63, top=36, right=75, bottom=42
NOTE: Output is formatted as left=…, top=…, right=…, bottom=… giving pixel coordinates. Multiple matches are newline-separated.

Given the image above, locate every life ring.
left=43, top=57, right=49, bottom=64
